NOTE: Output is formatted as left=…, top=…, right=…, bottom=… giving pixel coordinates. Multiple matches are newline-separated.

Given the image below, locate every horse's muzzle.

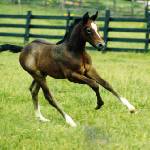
left=96, top=43, right=105, bottom=50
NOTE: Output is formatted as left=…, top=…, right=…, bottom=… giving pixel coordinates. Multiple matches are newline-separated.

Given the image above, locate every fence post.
left=145, top=8, right=150, bottom=52
left=24, top=11, right=32, bottom=44
left=103, top=9, right=110, bottom=52
left=66, top=10, right=71, bottom=34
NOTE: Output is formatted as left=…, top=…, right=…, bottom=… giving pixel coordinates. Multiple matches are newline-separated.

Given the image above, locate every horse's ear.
left=90, top=11, right=98, bottom=21
left=82, top=12, right=89, bottom=24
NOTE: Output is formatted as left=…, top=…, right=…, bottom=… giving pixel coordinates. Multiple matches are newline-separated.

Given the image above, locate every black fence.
left=0, top=10, right=149, bottom=52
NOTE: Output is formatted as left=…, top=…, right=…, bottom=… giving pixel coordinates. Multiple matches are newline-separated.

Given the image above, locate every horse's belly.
left=41, top=63, right=65, bottom=79
left=48, top=70, right=65, bottom=79
left=47, top=66, right=65, bottom=79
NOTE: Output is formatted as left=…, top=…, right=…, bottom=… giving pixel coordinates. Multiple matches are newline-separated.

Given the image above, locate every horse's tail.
left=0, top=44, right=23, bottom=53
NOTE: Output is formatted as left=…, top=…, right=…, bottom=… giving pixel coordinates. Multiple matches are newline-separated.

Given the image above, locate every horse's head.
left=81, top=11, right=105, bottom=50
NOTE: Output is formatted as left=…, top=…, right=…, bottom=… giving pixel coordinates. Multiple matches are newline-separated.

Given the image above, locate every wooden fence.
left=0, top=10, right=149, bottom=52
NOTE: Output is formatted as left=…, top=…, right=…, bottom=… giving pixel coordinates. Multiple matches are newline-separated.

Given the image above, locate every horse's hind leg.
left=31, top=72, right=77, bottom=127
left=29, top=80, right=49, bottom=122
left=86, top=67, right=136, bottom=113
left=29, top=80, right=36, bottom=91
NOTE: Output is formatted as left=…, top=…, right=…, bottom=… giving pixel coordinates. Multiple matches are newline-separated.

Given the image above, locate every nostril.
left=96, top=43, right=103, bottom=48
left=96, top=43, right=106, bottom=50
left=99, top=43, right=103, bottom=47
left=96, top=43, right=101, bottom=47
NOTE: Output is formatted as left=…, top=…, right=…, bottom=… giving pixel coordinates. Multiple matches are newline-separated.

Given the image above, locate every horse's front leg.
left=68, top=72, right=104, bottom=109
left=86, top=67, right=136, bottom=113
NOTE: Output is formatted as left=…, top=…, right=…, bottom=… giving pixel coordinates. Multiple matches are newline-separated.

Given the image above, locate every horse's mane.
left=31, top=18, right=82, bottom=45
left=56, top=18, right=81, bottom=44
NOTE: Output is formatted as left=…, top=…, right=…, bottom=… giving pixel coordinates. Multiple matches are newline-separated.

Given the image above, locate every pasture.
left=0, top=51, right=150, bottom=149
left=0, top=3, right=148, bottom=51
left=0, top=2, right=150, bottom=150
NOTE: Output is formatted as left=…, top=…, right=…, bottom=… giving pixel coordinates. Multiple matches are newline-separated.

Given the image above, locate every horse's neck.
left=67, top=25, right=86, bottom=53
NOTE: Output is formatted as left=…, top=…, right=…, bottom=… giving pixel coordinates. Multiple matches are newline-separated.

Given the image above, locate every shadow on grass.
left=83, top=125, right=109, bottom=149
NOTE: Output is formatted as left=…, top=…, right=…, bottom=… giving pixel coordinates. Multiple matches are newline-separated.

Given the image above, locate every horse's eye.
left=86, top=28, right=91, bottom=34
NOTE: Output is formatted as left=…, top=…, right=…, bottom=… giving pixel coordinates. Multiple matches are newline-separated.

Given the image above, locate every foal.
left=19, top=12, right=136, bottom=127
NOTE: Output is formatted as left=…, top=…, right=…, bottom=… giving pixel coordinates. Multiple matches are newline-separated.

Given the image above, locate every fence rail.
left=0, top=9, right=149, bottom=52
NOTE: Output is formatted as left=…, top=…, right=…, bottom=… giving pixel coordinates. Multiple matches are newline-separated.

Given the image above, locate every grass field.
left=0, top=2, right=150, bottom=150
left=0, top=0, right=145, bottom=17
left=0, top=51, right=150, bottom=150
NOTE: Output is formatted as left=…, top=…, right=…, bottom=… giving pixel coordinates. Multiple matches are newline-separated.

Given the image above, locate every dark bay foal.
left=19, top=12, right=136, bottom=127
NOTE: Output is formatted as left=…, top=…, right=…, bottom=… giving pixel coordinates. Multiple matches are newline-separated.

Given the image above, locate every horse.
left=19, top=11, right=136, bottom=127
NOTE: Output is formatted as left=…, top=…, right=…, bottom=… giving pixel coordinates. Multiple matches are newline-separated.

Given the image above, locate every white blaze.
left=91, top=22, right=101, bottom=38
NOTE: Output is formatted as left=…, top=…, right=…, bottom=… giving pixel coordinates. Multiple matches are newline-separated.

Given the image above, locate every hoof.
left=129, top=108, right=136, bottom=114
left=35, top=111, right=50, bottom=122
left=38, top=117, right=50, bottom=122
left=95, top=103, right=104, bottom=110
left=129, top=105, right=136, bottom=114
left=95, top=106, right=101, bottom=110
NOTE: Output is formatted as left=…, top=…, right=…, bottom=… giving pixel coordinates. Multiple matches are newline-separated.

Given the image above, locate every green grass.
left=0, top=3, right=150, bottom=149
left=0, top=51, right=150, bottom=149
left=0, top=0, right=145, bottom=17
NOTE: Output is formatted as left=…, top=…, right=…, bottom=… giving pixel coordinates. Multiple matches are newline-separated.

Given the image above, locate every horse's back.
left=32, top=39, right=55, bottom=45
left=19, top=40, right=65, bottom=78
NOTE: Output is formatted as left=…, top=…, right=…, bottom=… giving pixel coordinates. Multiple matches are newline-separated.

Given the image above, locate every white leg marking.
left=120, top=97, right=136, bottom=112
left=64, top=113, right=77, bottom=127
left=35, top=105, right=49, bottom=122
